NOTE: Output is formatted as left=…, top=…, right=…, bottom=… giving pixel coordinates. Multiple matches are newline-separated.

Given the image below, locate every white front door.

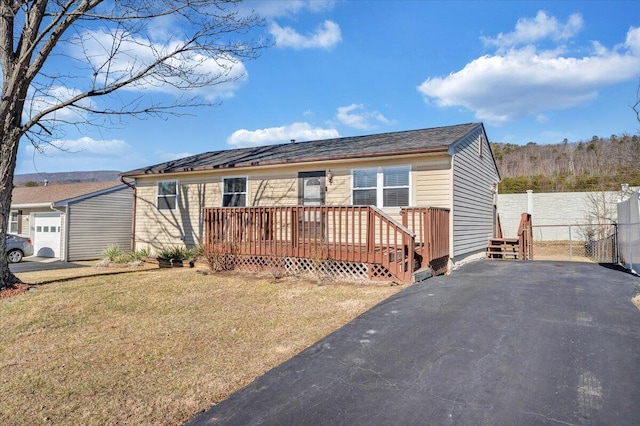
left=33, top=213, right=61, bottom=258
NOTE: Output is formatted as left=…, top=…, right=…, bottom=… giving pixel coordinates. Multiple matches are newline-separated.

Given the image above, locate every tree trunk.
left=0, top=129, right=23, bottom=288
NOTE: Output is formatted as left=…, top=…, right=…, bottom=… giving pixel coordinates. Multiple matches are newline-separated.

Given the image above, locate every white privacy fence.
left=617, top=191, right=640, bottom=274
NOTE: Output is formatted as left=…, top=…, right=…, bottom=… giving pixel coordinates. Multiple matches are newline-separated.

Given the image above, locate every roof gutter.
left=11, top=203, right=51, bottom=209
left=120, top=176, right=137, bottom=251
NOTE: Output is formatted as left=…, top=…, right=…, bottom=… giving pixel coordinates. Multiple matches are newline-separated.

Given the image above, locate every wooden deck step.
left=487, top=237, right=520, bottom=260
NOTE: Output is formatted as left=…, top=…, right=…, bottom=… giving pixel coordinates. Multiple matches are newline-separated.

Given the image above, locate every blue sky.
left=15, top=0, right=640, bottom=175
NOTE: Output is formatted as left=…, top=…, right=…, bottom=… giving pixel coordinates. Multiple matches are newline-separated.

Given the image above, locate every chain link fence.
left=532, top=224, right=618, bottom=263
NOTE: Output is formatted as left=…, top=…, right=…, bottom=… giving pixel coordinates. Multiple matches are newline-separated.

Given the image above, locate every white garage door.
left=33, top=214, right=61, bottom=258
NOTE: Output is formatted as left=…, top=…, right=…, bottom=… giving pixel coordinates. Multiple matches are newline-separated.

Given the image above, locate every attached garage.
left=10, top=181, right=133, bottom=261
left=33, top=213, right=62, bottom=257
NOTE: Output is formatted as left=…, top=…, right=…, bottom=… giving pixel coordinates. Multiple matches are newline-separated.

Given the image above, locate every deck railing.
left=204, top=206, right=449, bottom=282
left=401, top=207, right=450, bottom=275
left=496, top=213, right=503, bottom=239
left=517, top=212, right=533, bottom=260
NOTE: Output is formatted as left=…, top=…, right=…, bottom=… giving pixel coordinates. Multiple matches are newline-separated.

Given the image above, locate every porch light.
left=327, top=170, right=333, bottom=184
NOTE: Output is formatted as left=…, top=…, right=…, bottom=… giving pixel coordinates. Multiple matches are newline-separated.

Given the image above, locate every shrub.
left=203, top=242, right=238, bottom=272
left=157, top=246, right=192, bottom=261
left=130, top=247, right=151, bottom=262
left=103, top=245, right=126, bottom=263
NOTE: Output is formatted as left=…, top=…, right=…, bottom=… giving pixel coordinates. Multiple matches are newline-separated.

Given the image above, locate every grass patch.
left=1, top=267, right=403, bottom=425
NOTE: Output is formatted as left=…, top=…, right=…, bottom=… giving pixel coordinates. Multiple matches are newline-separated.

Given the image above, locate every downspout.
left=120, top=176, right=136, bottom=251
left=50, top=203, right=69, bottom=262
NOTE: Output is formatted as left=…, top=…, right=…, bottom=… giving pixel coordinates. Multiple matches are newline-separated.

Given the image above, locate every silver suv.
left=6, top=234, right=34, bottom=263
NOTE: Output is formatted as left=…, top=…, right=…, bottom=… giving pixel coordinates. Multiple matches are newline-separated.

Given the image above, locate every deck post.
left=423, top=209, right=431, bottom=270
left=291, top=207, right=298, bottom=257
left=367, top=208, right=375, bottom=261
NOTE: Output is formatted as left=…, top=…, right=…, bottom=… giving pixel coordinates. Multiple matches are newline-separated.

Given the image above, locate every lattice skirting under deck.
left=228, top=254, right=395, bottom=282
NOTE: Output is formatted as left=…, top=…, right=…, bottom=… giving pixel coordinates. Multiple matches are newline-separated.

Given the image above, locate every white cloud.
left=536, top=114, right=549, bottom=123
left=74, top=29, right=247, bottom=100
left=418, top=13, right=640, bottom=124
left=25, top=86, right=94, bottom=123
left=270, top=20, right=342, bottom=50
left=227, top=122, right=339, bottom=147
left=246, top=0, right=335, bottom=18
left=26, top=136, right=133, bottom=156
left=156, top=150, right=194, bottom=162
left=481, top=11, right=584, bottom=50
left=336, top=104, right=392, bottom=130
left=626, top=26, right=640, bottom=54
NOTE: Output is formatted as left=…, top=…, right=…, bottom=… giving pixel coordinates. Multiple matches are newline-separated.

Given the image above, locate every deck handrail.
left=517, top=212, right=533, bottom=260
left=370, top=206, right=415, bottom=238
left=204, top=205, right=417, bottom=282
left=401, top=207, right=450, bottom=275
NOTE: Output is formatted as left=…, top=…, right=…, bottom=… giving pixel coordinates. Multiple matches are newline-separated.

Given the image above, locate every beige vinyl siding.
left=451, top=127, right=500, bottom=260
left=250, top=172, right=297, bottom=206
left=67, top=187, right=133, bottom=261
left=18, top=212, right=30, bottom=237
left=133, top=153, right=454, bottom=252
left=413, top=155, right=452, bottom=209
left=134, top=175, right=220, bottom=252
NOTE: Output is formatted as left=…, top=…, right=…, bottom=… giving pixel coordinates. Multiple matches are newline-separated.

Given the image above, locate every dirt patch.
left=0, top=283, right=30, bottom=299
left=633, top=294, right=640, bottom=311
left=534, top=241, right=594, bottom=262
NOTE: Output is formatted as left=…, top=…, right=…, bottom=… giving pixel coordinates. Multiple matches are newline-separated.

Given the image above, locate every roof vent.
left=290, top=139, right=295, bottom=144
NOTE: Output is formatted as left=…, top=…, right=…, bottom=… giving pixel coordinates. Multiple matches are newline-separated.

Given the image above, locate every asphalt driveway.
left=8, top=257, right=85, bottom=273
left=186, top=260, right=640, bottom=426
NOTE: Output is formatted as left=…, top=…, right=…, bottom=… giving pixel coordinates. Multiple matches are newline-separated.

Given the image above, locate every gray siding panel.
left=67, top=187, right=133, bottom=260
left=451, top=126, right=500, bottom=259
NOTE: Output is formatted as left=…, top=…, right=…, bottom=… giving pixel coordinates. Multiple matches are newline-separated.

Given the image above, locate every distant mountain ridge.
left=13, top=170, right=121, bottom=186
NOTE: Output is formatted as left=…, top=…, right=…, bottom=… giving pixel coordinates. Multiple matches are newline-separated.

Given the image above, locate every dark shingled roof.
left=122, top=123, right=482, bottom=177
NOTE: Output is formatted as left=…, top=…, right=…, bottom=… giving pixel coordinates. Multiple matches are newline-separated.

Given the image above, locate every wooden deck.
left=204, top=206, right=450, bottom=283
left=486, top=213, right=533, bottom=261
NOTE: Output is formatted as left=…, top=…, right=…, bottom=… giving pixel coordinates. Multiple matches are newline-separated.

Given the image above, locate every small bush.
left=157, top=246, right=192, bottom=261
left=102, top=246, right=152, bottom=265
left=103, top=245, right=126, bottom=263
left=203, top=242, right=238, bottom=272
left=130, top=247, right=151, bottom=261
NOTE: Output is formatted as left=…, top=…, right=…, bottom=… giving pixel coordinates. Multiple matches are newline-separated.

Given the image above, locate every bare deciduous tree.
left=583, top=191, right=617, bottom=241
left=1, top=0, right=268, bottom=288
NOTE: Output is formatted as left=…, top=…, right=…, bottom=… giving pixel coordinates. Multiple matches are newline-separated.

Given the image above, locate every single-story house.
left=10, top=181, right=133, bottom=261
left=121, top=122, right=500, bottom=280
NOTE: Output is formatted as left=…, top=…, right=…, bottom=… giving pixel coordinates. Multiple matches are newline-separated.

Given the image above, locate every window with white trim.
left=352, top=166, right=410, bottom=208
left=9, top=211, right=19, bottom=233
left=223, top=177, right=247, bottom=207
left=157, top=181, right=178, bottom=210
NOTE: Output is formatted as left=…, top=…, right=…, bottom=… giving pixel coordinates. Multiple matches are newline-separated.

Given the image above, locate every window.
left=352, top=166, right=410, bottom=208
left=157, top=181, right=178, bottom=210
left=9, top=211, right=18, bottom=233
left=223, top=177, right=247, bottom=207
left=353, top=169, right=377, bottom=206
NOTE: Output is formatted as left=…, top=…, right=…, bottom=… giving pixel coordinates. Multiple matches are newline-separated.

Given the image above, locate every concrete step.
left=413, top=267, right=433, bottom=283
